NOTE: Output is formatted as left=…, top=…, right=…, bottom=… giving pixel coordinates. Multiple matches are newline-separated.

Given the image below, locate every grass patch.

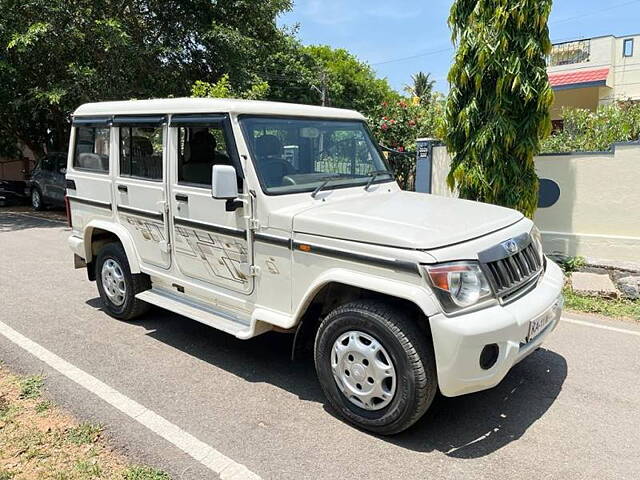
left=558, top=255, right=586, bottom=274
left=19, top=375, right=44, bottom=399
left=563, top=287, right=640, bottom=320
left=35, top=400, right=53, bottom=413
left=66, top=423, right=103, bottom=445
left=123, top=466, right=171, bottom=480
left=0, top=366, right=170, bottom=479
left=75, top=459, right=102, bottom=477
left=0, top=395, right=10, bottom=417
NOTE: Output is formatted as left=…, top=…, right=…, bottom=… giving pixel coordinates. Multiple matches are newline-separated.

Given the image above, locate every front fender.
left=83, top=220, right=141, bottom=274
left=293, top=268, right=441, bottom=323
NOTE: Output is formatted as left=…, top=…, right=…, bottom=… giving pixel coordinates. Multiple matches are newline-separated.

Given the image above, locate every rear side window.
left=119, top=127, right=163, bottom=180
left=73, top=127, right=110, bottom=172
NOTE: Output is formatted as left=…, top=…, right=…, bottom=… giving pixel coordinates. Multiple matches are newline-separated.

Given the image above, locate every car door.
left=38, top=156, right=54, bottom=201
left=114, top=115, right=171, bottom=269
left=51, top=153, right=67, bottom=204
left=168, top=114, right=253, bottom=294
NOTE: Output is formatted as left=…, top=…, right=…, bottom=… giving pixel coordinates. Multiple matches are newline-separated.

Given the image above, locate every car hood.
left=292, top=190, right=524, bottom=249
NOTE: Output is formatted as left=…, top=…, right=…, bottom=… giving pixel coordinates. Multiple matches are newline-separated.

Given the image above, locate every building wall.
left=550, top=87, right=603, bottom=120
left=547, top=34, right=640, bottom=118
left=429, top=143, right=640, bottom=262
left=611, top=35, right=640, bottom=102
left=547, top=36, right=614, bottom=74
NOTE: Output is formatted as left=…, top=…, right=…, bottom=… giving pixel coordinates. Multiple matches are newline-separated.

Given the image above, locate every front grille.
left=479, top=234, right=543, bottom=302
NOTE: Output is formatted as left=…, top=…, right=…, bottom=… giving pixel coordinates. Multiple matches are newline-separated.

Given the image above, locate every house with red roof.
left=547, top=34, right=640, bottom=125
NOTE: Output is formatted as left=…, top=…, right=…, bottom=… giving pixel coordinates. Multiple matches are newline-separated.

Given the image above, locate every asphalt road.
left=1, top=209, right=639, bottom=479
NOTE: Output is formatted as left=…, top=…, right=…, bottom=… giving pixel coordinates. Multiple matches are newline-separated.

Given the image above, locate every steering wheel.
left=261, top=158, right=297, bottom=186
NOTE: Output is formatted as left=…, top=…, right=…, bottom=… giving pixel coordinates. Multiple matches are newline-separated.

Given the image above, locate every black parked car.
left=28, top=153, right=67, bottom=210
left=0, top=179, right=29, bottom=206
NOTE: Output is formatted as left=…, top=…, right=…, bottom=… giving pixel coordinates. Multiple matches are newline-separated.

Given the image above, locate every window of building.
left=623, top=38, right=634, bottom=57
left=119, top=127, right=163, bottom=180
left=73, top=127, right=110, bottom=172
left=177, top=125, right=234, bottom=186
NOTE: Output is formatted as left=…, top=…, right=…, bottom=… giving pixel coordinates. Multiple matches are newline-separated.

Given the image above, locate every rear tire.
left=95, top=242, right=151, bottom=320
left=31, top=188, right=45, bottom=211
left=314, top=300, right=437, bottom=435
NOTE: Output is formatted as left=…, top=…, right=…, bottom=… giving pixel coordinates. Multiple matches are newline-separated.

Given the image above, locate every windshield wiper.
left=311, top=174, right=354, bottom=198
left=364, top=170, right=393, bottom=190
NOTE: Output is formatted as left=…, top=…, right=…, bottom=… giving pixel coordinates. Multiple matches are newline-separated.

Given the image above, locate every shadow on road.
left=0, top=208, right=67, bottom=232
left=89, top=300, right=568, bottom=459
left=389, top=347, right=567, bottom=458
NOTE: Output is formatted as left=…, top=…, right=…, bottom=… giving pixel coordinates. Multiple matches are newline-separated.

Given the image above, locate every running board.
left=136, top=288, right=260, bottom=339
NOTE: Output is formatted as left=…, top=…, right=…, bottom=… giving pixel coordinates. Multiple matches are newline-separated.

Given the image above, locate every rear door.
left=114, top=115, right=171, bottom=269
left=168, top=114, right=253, bottom=294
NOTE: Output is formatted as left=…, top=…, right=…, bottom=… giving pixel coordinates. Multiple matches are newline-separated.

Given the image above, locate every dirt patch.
left=0, top=366, right=169, bottom=479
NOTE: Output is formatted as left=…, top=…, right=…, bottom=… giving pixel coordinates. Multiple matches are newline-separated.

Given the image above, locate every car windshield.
left=239, top=116, right=393, bottom=194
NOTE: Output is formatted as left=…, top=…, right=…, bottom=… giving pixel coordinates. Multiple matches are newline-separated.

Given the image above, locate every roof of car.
left=73, top=97, right=365, bottom=120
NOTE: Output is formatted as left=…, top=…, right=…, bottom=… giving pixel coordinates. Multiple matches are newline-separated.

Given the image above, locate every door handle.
left=117, top=185, right=128, bottom=193
left=175, top=194, right=188, bottom=202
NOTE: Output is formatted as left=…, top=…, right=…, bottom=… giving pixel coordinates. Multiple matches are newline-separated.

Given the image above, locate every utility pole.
left=311, top=70, right=328, bottom=106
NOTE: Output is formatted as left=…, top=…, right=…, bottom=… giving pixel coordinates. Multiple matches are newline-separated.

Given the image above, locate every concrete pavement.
left=1, top=210, right=639, bottom=479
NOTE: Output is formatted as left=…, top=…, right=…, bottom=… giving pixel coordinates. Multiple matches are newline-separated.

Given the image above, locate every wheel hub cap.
left=101, top=259, right=126, bottom=306
left=331, top=331, right=397, bottom=411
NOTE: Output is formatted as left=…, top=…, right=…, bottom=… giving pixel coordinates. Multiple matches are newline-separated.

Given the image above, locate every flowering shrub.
left=369, top=97, right=445, bottom=152
left=541, top=102, right=640, bottom=153
left=367, top=97, right=445, bottom=189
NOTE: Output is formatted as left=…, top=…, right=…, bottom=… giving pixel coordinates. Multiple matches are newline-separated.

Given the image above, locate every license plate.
left=527, top=311, right=553, bottom=342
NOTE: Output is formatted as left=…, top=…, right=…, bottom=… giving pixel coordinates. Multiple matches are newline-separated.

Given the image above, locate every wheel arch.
left=291, top=269, right=439, bottom=359
left=83, top=221, right=141, bottom=279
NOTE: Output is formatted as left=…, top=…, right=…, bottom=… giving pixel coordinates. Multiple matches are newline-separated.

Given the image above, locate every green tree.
left=444, top=0, right=554, bottom=217
left=305, top=45, right=399, bottom=116
left=0, top=0, right=291, bottom=158
left=404, top=72, right=436, bottom=105
left=191, top=75, right=270, bottom=100
left=256, top=42, right=399, bottom=117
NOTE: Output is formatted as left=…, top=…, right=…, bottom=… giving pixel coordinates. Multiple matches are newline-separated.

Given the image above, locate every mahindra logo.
left=502, top=239, right=519, bottom=254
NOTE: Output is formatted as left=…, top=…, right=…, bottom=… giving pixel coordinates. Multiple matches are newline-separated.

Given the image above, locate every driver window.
left=178, top=126, right=233, bottom=186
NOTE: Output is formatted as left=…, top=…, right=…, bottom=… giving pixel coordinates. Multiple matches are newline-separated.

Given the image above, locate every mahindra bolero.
left=66, top=98, right=564, bottom=434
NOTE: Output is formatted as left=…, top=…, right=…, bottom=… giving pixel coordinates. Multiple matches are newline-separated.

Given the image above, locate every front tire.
left=95, top=242, right=151, bottom=320
left=314, top=300, right=437, bottom=435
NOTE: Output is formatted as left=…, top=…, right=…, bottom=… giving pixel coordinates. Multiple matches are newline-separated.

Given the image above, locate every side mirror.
left=211, top=164, right=238, bottom=200
left=59, top=167, right=67, bottom=175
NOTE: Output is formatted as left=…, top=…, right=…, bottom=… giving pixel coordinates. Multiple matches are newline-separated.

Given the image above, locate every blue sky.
left=279, top=0, right=640, bottom=93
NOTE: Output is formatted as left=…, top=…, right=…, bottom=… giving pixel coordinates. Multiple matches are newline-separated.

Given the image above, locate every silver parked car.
left=28, top=152, right=67, bottom=210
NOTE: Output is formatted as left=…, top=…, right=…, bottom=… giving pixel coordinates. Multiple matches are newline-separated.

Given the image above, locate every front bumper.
left=429, top=259, right=565, bottom=397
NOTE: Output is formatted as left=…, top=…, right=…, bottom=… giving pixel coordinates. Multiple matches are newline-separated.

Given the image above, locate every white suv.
left=66, top=98, right=564, bottom=434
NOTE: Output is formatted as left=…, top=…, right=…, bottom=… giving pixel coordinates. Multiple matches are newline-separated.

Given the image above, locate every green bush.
left=541, top=102, right=640, bottom=153
left=369, top=97, right=445, bottom=153
left=558, top=255, right=586, bottom=274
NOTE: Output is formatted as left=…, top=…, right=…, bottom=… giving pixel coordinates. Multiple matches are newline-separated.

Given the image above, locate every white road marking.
left=562, top=317, right=640, bottom=337
left=0, top=320, right=260, bottom=480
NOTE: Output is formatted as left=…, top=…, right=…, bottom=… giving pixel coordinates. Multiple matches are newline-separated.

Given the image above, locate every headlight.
left=530, top=226, right=544, bottom=262
left=425, top=262, right=494, bottom=313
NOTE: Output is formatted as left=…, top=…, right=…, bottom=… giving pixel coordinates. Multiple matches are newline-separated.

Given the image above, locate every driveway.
left=0, top=210, right=639, bottom=479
